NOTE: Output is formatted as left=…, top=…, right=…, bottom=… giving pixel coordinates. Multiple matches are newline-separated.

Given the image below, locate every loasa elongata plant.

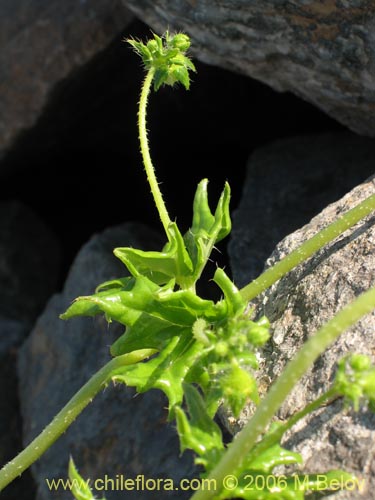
left=1, top=32, right=375, bottom=499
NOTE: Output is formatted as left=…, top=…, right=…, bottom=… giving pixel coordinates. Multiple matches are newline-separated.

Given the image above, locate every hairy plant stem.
left=240, top=192, right=375, bottom=303
left=245, top=387, right=337, bottom=465
left=0, top=349, right=155, bottom=491
left=139, top=67, right=172, bottom=236
left=190, top=285, right=375, bottom=500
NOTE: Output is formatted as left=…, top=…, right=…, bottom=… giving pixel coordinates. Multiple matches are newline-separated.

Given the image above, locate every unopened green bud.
left=349, top=354, right=371, bottom=372
left=147, top=39, right=159, bottom=54
left=215, top=340, right=229, bottom=357
left=127, top=31, right=195, bottom=91
left=334, top=354, right=375, bottom=411
left=237, top=333, right=248, bottom=346
left=170, top=33, right=191, bottom=52
left=220, top=365, right=259, bottom=417
left=247, top=325, right=270, bottom=346
left=237, top=352, right=258, bottom=369
left=362, top=371, right=375, bottom=399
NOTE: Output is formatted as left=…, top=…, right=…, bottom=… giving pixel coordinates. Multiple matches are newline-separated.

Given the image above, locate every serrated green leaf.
left=113, top=334, right=204, bottom=415
left=175, top=384, right=224, bottom=470
left=95, top=276, right=133, bottom=293
left=109, top=181, right=231, bottom=292
left=60, top=297, right=103, bottom=320
left=213, top=425, right=303, bottom=499
left=151, top=32, right=163, bottom=52
left=114, top=222, right=194, bottom=288
left=166, top=222, right=194, bottom=285
left=183, top=384, right=224, bottom=449
left=184, top=56, right=196, bottom=72
left=184, top=180, right=232, bottom=285
left=110, top=315, right=177, bottom=356
left=113, top=247, right=176, bottom=285
left=61, top=268, right=224, bottom=358
left=191, top=179, right=216, bottom=235
left=213, top=268, right=246, bottom=317
left=156, top=287, right=217, bottom=323
left=61, top=276, right=158, bottom=326
left=154, top=68, right=169, bottom=90
left=189, top=180, right=231, bottom=245
left=245, top=443, right=302, bottom=473
left=63, top=275, right=205, bottom=329
left=214, top=181, right=231, bottom=242
left=127, top=39, right=152, bottom=66
left=68, top=458, right=105, bottom=500
left=217, top=438, right=357, bottom=499
left=172, top=65, right=190, bottom=90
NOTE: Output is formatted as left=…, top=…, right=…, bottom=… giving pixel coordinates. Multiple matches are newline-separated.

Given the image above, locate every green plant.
left=1, top=31, right=375, bottom=499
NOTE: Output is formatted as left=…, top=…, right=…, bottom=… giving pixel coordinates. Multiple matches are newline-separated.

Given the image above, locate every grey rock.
left=0, top=317, right=27, bottom=357
left=0, top=317, right=35, bottom=499
left=18, top=223, right=196, bottom=500
left=0, top=200, right=59, bottom=499
left=229, top=132, right=375, bottom=288
left=0, top=0, right=133, bottom=158
left=122, top=0, right=375, bottom=136
left=228, top=173, right=375, bottom=498
left=0, top=200, right=61, bottom=323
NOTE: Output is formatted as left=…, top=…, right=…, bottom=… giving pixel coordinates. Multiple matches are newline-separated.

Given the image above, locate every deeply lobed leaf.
left=68, top=458, right=105, bottom=500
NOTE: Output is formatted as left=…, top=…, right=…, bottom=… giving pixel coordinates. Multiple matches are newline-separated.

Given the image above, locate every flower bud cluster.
left=334, top=354, right=375, bottom=411
left=127, top=31, right=196, bottom=90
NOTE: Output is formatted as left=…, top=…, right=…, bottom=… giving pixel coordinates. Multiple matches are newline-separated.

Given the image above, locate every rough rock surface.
left=0, top=317, right=35, bottom=499
left=229, top=132, right=375, bottom=288
left=0, top=201, right=60, bottom=498
left=228, top=173, right=375, bottom=498
left=0, top=0, right=133, bottom=157
left=18, top=223, right=197, bottom=500
left=0, top=318, right=26, bottom=463
left=122, top=0, right=375, bottom=136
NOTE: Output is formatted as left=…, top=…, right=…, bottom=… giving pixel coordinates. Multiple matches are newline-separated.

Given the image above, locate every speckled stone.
left=227, top=171, right=375, bottom=499
left=122, top=0, right=375, bottom=136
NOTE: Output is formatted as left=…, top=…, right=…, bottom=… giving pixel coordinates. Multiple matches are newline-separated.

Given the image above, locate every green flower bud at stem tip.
left=215, top=341, right=229, bottom=357
left=220, top=365, right=259, bottom=416
left=127, top=31, right=196, bottom=91
left=248, top=325, right=270, bottom=346
left=170, top=33, right=191, bottom=51
left=349, top=353, right=372, bottom=371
